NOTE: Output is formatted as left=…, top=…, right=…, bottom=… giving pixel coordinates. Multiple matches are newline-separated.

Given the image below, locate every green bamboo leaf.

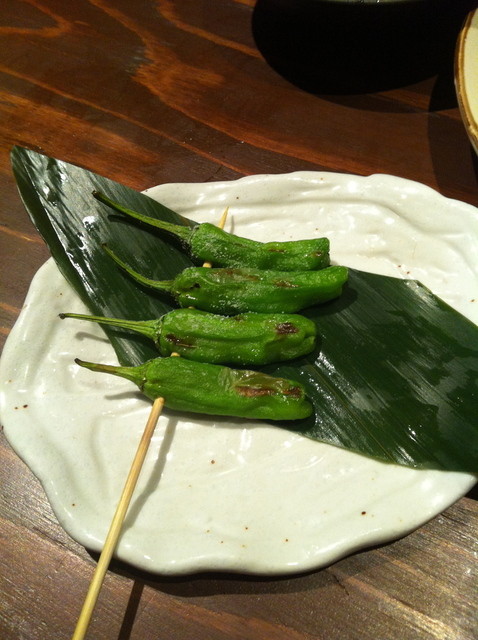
left=10, top=147, right=478, bottom=472
left=266, top=272, right=478, bottom=470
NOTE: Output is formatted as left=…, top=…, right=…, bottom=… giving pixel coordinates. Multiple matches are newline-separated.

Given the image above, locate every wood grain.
left=0, top=1, right=477, bottom=639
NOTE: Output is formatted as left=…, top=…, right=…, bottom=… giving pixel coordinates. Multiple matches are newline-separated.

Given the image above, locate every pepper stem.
left=74, top=358, right=141, bottom=386
left=92, top=191, right=193, bottom=244
left=103, top=244, right=174, bottom=294
left=60, top=312, right=159, bottom=342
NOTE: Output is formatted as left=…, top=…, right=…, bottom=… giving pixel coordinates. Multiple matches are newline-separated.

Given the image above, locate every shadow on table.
left=466, top=483, right=478, bottom=500
left=251, top=0, right=474, bottom=96
left=105, top=540, right=391, bottom=640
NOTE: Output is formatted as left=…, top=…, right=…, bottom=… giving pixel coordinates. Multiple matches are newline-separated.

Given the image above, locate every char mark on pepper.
left=165, top=333, right=194, bottom=348
left=222, top=269, right=260, bottom=281
left=282, top=386, right=303, bottom=398
left=235, top=386, right=276, bottom=397
left=275, top=322, right=299, bottom=335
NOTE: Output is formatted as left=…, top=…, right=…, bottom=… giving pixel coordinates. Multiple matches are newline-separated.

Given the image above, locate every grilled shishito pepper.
left=93, top=191, right=330, bottom=271
left=105, top=246, right=348, bottom=314
left=75, top=356, right=313, bottom=420
left=60, top=308, right=317, bottom=365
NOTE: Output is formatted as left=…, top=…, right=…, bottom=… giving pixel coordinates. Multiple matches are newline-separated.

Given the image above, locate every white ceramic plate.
left=1, top=172, right=477, bottom=576
left=456, top=8, right=478, bottom=154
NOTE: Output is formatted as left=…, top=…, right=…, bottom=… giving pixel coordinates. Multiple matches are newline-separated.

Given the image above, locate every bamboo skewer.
left=71, top=207, right=229, bottom=640
left=71, top=396, right=164, bottom=640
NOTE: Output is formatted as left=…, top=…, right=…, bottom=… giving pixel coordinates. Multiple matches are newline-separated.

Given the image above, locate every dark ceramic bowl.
left=252, top=0, right=474, bottom=93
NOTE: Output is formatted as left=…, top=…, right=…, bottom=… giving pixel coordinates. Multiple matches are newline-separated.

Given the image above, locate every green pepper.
left=105, top=246, right=348, bottom=314
left=75, top=356, right=313, bottom=420
left=60, top=308, right=317, bottom=365
left=93, top=191, right=330, bottom=271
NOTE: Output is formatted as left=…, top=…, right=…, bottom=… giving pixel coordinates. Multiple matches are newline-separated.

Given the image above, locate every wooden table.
left=1, top=1, right=477, bottom=639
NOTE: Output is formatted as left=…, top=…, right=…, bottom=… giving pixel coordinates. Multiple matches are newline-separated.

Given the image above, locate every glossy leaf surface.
left=11, top=147, right=478, bottom=471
